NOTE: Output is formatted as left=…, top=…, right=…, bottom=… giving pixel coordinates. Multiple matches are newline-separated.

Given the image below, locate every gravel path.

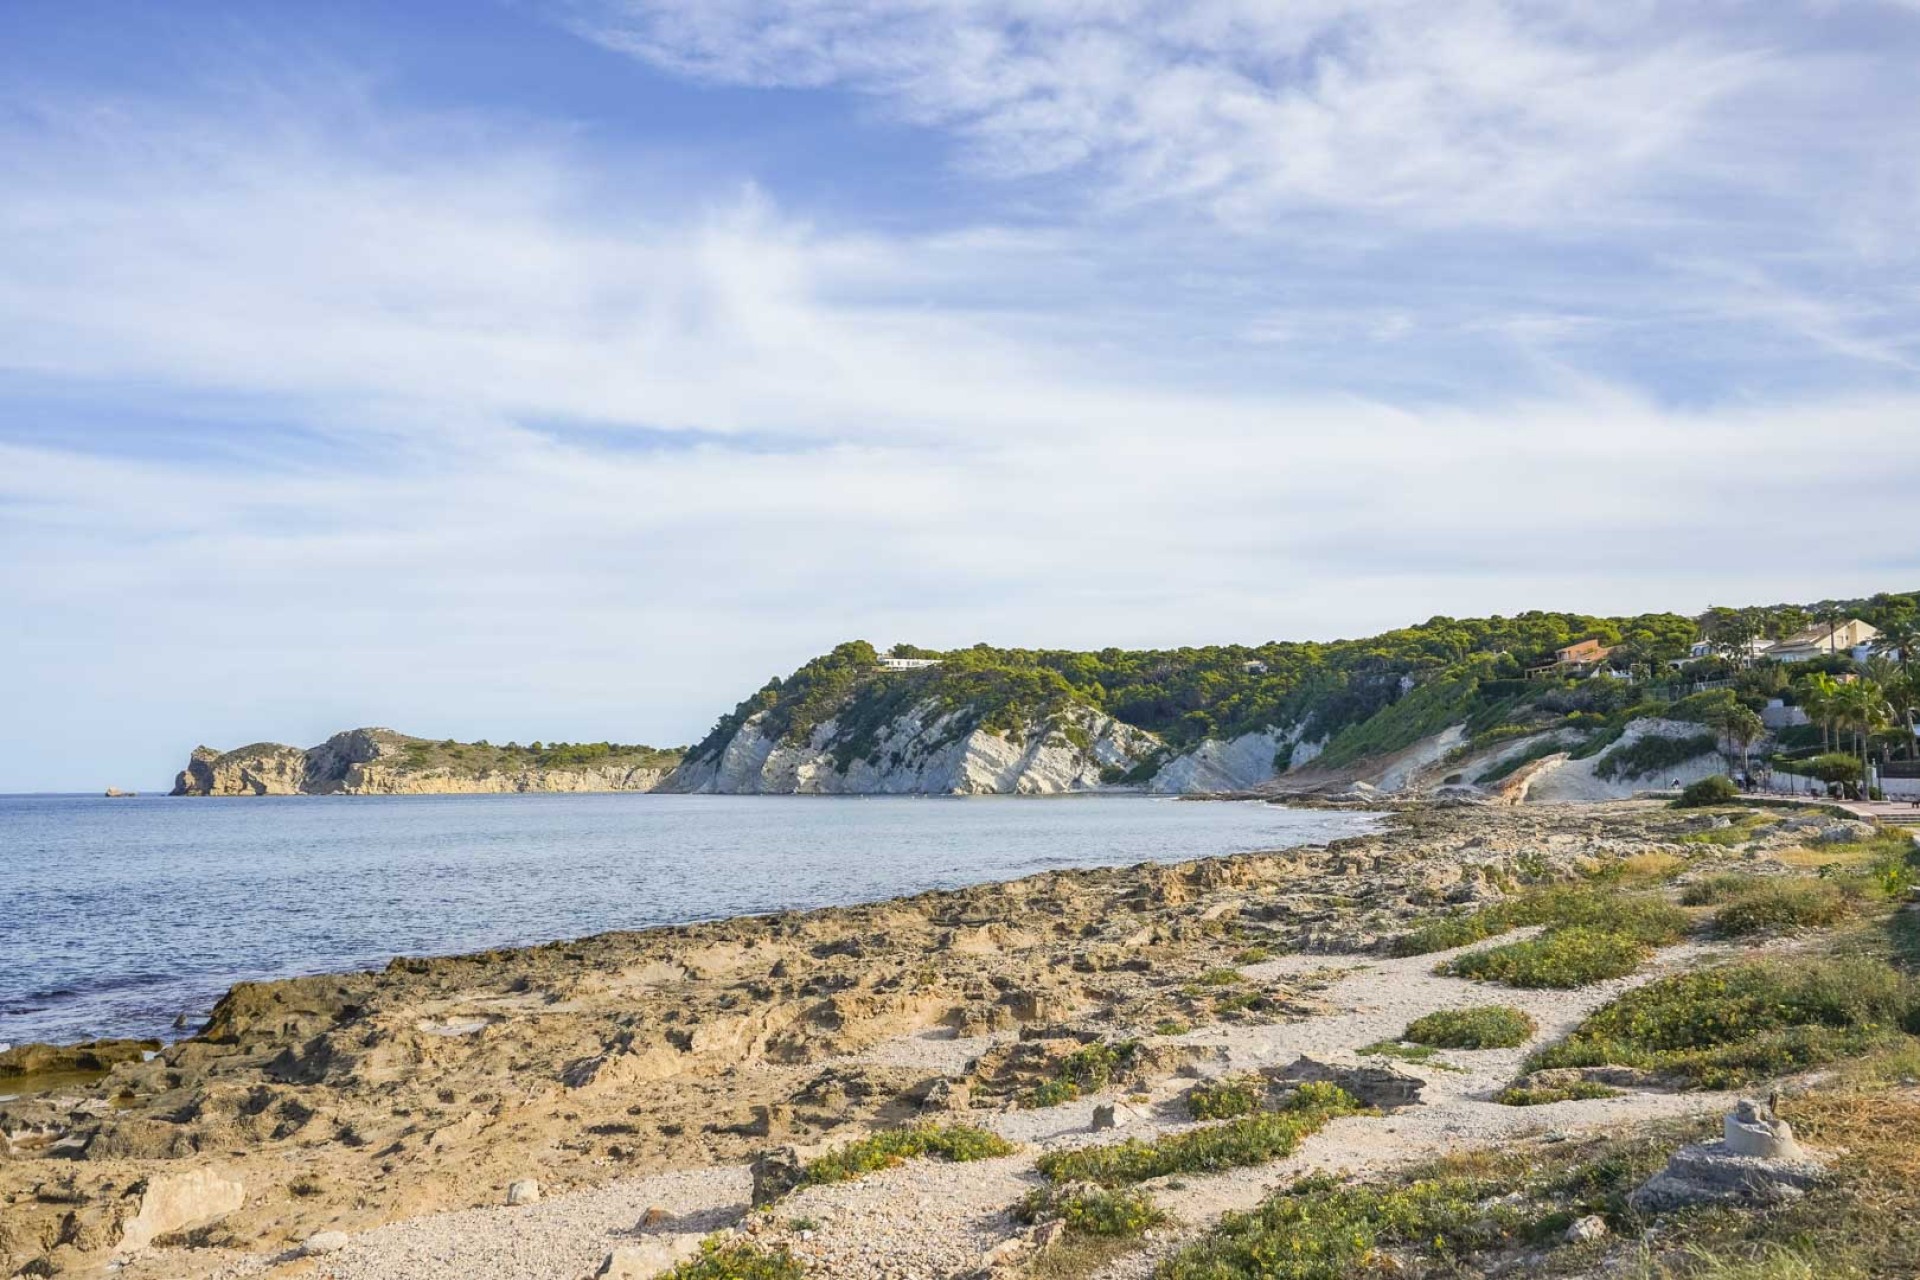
left=190, top=933, right=1735, bottom=1280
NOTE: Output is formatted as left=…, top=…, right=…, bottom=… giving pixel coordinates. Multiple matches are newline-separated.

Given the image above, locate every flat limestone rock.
left=598, top=1235, right=704, bottom=1278
left=1629, top=1140, right=1828, bottom=1213
left=117, top=1168, right=246, bottom=1252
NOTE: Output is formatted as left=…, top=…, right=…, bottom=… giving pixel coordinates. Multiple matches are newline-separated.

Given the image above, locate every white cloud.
left=565, top=0, right=1783, bottom=227
left=2, top=64, right=1918, bottom=790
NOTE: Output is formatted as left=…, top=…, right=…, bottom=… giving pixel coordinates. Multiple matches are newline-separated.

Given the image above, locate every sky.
left=3, top=0, right=1919, bottom=791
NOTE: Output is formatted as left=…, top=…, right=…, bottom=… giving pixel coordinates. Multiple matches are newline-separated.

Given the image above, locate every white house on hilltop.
left=1768, top=619, right=1880, bottom=663
left=877, top=656, right=943, bottom=671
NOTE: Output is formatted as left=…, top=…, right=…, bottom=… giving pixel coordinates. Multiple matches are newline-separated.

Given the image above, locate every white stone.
left=506, top=1178, right=540, bottom=1206
left=116, top=1168, right=246, bottom=1252
left=300, top=1231, right=349, bottom=1256
left=1564, top=1214, right=1608, bottom=1244
left=1724, top=1100, right=1802, bottom=1160
left=597, top=1236, right=705, bottom=1279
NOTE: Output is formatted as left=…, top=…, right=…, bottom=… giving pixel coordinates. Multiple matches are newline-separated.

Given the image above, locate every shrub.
left=1710, top=878, right=1860, bottom=937
left=668, top=1241, right=805, bottom=1280
left=1680, top=873, right=1762, bottom=906
left=1188, top=1074, right=1267, bottom=1120
left=1403, top=1006, right=1537, bottom=1049
left=1015, top=1184, right=1165, bottom=1237
left=1233, top=946, right=1274, bottom=965
left=1492, top=1081, right=1620, bottom=1106
left=1036, top=1085, right=1360, bottom=1188
left=1193, top=968, right=1243, bottom=986
left=1524, top=957, right=1920, bottom=1089
left=1441, top=927, right=1651, bottom=989
left=1390, top=886, right=1688, bottom=958
left=1023, top=1040, right=1140, bottom=1109
left=1677, top=775, right=1739, bottom=807
left=800, top=1124, right=1015, bottom=1185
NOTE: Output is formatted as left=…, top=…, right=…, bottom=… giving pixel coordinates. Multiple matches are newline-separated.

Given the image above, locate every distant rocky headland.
left=170, top=729, right=681, bottom=796
left=168, top=588, right=1918, bottom=799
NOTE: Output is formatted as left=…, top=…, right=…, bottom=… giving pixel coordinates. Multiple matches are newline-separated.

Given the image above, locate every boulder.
left=506, top=1178, right=540, bottom=1206
left=1564, top=1214, right=1608, bottom=1244
left=300, top=1231, right=349, bottom=1256
left=749, top=1146, right=804, bottom=1207
left=1629, top=1106, right=1827, bottom=1214
left=597, top=1236, right=704, bottom=1278
left=116, top=1168, right=246, bottom=1252
left=1271, top=1056, right=1423, bottom=1111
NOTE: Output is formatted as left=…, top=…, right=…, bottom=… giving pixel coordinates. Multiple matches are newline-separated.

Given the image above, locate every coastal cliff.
left=171, top=729, right=679, bottom=796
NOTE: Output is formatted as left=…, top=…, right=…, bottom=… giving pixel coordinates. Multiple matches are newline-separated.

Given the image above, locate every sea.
left=0, top=792, right=1375, bottom=1048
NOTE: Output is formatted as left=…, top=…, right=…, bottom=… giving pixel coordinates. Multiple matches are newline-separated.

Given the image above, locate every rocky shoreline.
left=0, top=799, right=1781, bottom=1278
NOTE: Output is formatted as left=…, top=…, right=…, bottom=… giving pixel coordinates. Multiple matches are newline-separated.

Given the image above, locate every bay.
left=0, top=792, right=1373, bottom=1046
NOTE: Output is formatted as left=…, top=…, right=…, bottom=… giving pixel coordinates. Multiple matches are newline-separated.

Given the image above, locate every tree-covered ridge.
left=685, top=590, right=1920, bottom=775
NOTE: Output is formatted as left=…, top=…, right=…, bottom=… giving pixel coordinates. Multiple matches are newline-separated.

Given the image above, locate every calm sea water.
left=0, top=793, right=1373, bottom=1048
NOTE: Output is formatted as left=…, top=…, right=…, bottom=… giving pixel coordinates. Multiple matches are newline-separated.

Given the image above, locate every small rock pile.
left=1630, top=1100, right=1828, bottom=1212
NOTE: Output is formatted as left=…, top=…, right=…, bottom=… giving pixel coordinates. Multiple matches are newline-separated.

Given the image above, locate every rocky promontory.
left=171, top=729, right=680, bottom=796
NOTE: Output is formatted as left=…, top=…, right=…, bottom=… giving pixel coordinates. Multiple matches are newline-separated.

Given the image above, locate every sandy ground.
left=177, top=932, right=1735, bottom=1280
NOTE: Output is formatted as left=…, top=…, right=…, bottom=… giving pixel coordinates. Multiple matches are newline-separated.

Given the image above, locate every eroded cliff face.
left=664, top=702, right=1163, bottom=795
left=171, top=730, right=673, bottom=796
left=1145, top=726, right=1325, bottom=794
left=172, top=743, right=309, bottom=796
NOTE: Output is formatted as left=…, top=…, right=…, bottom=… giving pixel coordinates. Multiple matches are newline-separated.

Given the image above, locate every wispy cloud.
left=564, top=0, right=1790, bottom=228
left=3, top=6, right=1920, bottom=789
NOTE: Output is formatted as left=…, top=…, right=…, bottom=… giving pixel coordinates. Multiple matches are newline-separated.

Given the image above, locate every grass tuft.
left=1523, top=956, right=1920, bottom=1089
left=668, top=1241, right=806, bottom=1280
left=1023, top=1040, right=1141, bottom=1109
left=1493, top=1080, right=1621, bottom=1106
left=1403, top=1005, right=1536, bottom=1049
left=1016, top=1184, right=1166, bottom=1238
left=1038, top=1084, right=1359, bottom=1188
left=1441, top=926, right=1650, bottom=988
left=1392, top=885, right=1688, bottom=958
left=800, top=1123, right=1015, bottom=1186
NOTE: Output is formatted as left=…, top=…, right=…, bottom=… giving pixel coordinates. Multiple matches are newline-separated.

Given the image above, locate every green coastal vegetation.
left=394, top=736, right=683, bottom=774
left=682, top=589, right=1920, bottom=785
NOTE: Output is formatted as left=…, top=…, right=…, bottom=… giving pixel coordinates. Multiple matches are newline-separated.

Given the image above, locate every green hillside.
left=686, top=590, right=1920, bottom=780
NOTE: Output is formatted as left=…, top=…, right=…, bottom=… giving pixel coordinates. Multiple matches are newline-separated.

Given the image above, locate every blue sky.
left=3, top=0, right=1919, bottom=790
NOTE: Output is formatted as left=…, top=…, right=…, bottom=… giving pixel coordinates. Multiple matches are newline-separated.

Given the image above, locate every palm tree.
left=1884, top=666, right=1920, bottom=763
left=1877, top=617, right=1919, bottom=669
left=1707, top=701, right=1765, bottom=780
left=1800, top=672, right=1843, bottom=753
left=1833, top=679, right=1890, bottom=790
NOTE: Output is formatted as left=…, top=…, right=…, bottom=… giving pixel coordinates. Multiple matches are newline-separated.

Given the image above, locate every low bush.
left=1391, top=885, right=1689, bottom=958
left=1680, top=873, right=1761, bottom=906
left=668, top=1241, right=805, bottom=1280
left=1524, top=957, right=1920, bottom=1089
left=1037, top=1084, right=1359, bottom=1188
left=1232, top=946, right=1274, bottom=965
left=1492, top=1080, right=1621, bottom=1106
left=1024, top=1040, right=1140, bottom=1109
left=1710, top=878, right=1860, bottom=938
left=1187, top=1074, right=1267, bottom=1120
left=1015, top=1184, right=1165, bottom=1237
left=1441, top=927, right=1650, bottom=989
left=1157, top=1134, right=1670, bottom=1280
left=1403, top=1006, right=1537, bottom=1049
left=1677, top=775, right=1739, bottom=807
left=801, top=1124, right=1015, bottom=1185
